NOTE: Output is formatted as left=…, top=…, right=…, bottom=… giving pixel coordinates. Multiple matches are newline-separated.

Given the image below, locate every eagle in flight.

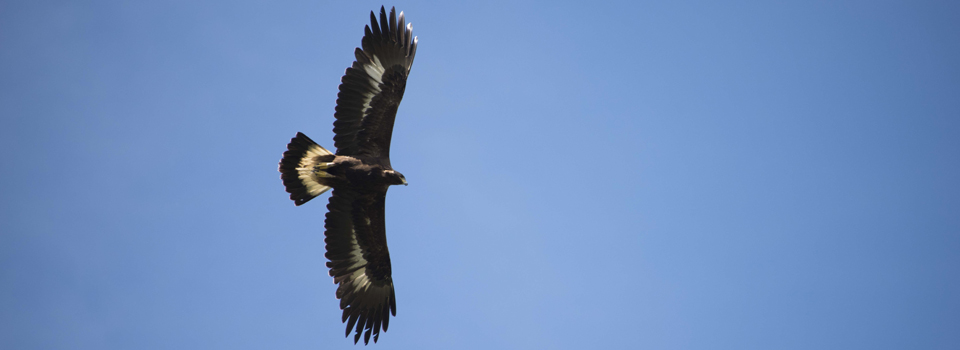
left=278, top=6, right=417, bottom=345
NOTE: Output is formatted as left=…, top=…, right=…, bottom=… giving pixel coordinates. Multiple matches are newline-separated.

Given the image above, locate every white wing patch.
left=332, top=223, right=391, bottom=311
left=333, top=226, right=369, bottom=282
left=359, top=55, right=385, bottom=122
left=363, top=55, right=385, bottom=85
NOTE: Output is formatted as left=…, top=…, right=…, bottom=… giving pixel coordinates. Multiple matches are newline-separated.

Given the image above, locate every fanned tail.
left=279, top=132, right=335, bottom=206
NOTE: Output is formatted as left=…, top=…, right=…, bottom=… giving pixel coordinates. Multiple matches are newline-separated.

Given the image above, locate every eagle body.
left=277, top=6, right=417, bottom=345
left=285, top=135, right=406, bottom=192
left=331, top=156, right=406, bottom=191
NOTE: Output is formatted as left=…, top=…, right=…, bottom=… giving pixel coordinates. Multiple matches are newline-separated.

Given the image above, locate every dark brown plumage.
left=277, top=6, right=417, bottom=345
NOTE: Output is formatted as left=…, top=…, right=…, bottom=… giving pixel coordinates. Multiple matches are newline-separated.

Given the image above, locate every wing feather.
left=332, top=6, right=417, bottom=163
left=324, top=189, right=396, bottom=344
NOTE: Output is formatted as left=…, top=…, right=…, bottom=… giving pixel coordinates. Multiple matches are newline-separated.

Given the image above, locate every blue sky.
left=1, top=1, right=958, bottom=349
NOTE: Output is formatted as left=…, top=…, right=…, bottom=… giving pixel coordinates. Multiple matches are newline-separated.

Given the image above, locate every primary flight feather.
left=278, top=6, right=417, bottom=345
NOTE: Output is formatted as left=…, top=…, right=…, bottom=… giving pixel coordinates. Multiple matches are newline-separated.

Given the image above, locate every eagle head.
left=384, top=170, right=408, bottom=186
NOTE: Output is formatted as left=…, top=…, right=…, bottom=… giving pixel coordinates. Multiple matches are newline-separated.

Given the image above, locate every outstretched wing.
left=332, top=6, right=418, bottom=165
left=324, top=188, right=396, bottom=344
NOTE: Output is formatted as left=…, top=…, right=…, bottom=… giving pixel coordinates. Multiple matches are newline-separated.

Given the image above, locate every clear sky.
left=2, top=1, right=958, bottom=349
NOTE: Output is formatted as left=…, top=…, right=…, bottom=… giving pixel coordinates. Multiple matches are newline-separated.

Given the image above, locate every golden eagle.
left=278, top=6, right=417, bottom=345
